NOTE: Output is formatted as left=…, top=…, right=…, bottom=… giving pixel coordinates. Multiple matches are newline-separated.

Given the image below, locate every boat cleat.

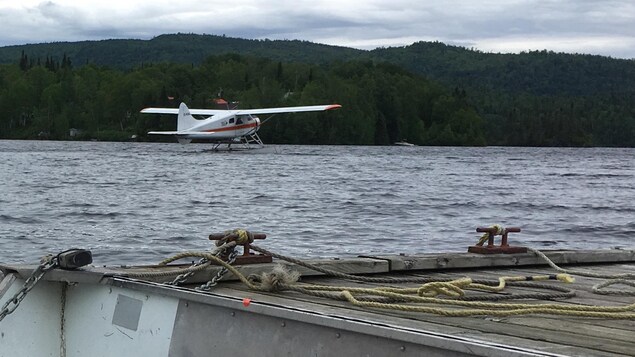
left=209, top=230, right=273, bottom=264
left=468, top=226, right=528, bottom=254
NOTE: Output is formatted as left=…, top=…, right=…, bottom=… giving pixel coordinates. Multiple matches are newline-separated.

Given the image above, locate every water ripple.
left=1, top=141, right=635, bottom=264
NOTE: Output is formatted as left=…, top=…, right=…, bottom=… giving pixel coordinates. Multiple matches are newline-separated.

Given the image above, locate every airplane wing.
left=235, top=104, right=341, bottom=115
left=141, top=104, right=341, bottom=116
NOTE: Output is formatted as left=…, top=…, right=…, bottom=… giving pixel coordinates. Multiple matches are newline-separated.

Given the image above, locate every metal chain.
left=196, top=249, right=239, bottom=291
left=0, top=257, right=58, bottom=322
left=165, top=242, right=237, bottom=286
left=166, top=257, right=208, bottom=286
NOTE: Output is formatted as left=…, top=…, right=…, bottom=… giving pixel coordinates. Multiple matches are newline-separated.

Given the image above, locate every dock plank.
left=500, top=266, right=635, bottom=303
left=410, top=268, right=635, bottom=332
left=362, top=249, right=635, bottom=272
left=430, top=268, right=634, bottom=303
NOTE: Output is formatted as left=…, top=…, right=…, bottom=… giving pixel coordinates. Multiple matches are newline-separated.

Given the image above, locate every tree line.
left=0, top=54, right=485, bottom=145
left=0, top=51, right=634, bottom=146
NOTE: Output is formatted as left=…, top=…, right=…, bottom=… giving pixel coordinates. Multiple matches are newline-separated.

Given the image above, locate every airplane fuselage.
left=182, top=114, right=261, bottom=140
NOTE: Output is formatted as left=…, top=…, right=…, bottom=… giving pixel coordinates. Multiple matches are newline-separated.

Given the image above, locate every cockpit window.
left=229, top=118, right=235, bottom=124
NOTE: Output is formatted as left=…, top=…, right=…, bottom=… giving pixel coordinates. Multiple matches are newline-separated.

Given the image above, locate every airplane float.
left=141, top=101, right=341, bottom=150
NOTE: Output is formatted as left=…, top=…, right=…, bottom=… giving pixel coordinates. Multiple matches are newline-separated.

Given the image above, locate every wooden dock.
left=2, top=248, right=635, bottom=356
left=191, top=249, right=635, bottom=357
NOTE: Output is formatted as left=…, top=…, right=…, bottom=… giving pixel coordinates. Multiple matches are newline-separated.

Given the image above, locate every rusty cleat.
left=209, top=230, right=273, bottom=264
left=468, top=226, right=528, bottom=254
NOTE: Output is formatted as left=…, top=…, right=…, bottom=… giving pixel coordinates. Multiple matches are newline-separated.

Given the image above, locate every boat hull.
left=0, top=272, right=528, bottom=357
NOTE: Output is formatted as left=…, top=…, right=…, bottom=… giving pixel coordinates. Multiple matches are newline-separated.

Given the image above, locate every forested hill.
left=2, top=33, right=634, bottom=96
left=373, top=41, right=635, bottom=96
left=1, top=33, right=635, bottom=146
left=0, top=34, right=363, bottom=68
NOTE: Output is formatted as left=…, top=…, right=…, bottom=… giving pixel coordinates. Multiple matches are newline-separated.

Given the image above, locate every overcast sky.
left=1, top=0, right=634, bottom=59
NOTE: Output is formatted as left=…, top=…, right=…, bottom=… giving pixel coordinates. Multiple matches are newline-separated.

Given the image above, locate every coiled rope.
left=527, top=246, right=635, bottom=296
left=249, top=244, right=576, bottom=301
left=124, top=227, right=635, bottom=318
left=143, top=245, right=632, bottom=318
left=247, top=244, right=635, bottom=318
left=195, top=248, right=635, bottom=318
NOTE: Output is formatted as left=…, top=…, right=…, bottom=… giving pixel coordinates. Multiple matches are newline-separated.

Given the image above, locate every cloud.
left=475, top=35, right=635, bottom=58
left=0, top=0, right=633, bottom=58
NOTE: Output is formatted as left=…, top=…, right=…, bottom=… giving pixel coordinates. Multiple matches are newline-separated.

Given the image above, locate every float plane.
left=141, top=101, right=341, bottom=150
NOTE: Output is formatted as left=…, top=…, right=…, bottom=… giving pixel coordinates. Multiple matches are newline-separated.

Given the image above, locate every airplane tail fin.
left=177, top=102, right=198, bottom=131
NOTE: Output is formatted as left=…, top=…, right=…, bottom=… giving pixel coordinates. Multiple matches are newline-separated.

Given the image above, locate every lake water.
left=1, top=140, right=634, bottom=265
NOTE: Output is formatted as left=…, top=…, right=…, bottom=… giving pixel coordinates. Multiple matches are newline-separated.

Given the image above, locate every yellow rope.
left=153, top=242, right=634, bottom=319
left=237, top=262, right=634, bottom=318
left=234, top=229, right=251, bottom=245
left=363, top=274, right=573, bottom=297
left=340, top=290, right=635, bottom=318
left=220, top=229, right=252, bottom=245
left=289, top=278, right=635, bottom=318
left=468, top=273, right=574, bottom=292
left=476, top=224, right=504, bottom=245
left=267, top=269, right=633, bottom=318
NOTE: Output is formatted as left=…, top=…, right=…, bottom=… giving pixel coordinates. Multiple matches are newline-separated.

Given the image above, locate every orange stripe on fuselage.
left=204, top=122, right=258, bottom=133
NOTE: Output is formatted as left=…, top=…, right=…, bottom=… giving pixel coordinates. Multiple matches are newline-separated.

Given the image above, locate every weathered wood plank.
left=362, top=249, right=635, bottom=272
left=415, top=269, right=635, bottom=331
left=501, top=267, right=635, bottom=304
left=339, top=268, right=635, bottom=331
